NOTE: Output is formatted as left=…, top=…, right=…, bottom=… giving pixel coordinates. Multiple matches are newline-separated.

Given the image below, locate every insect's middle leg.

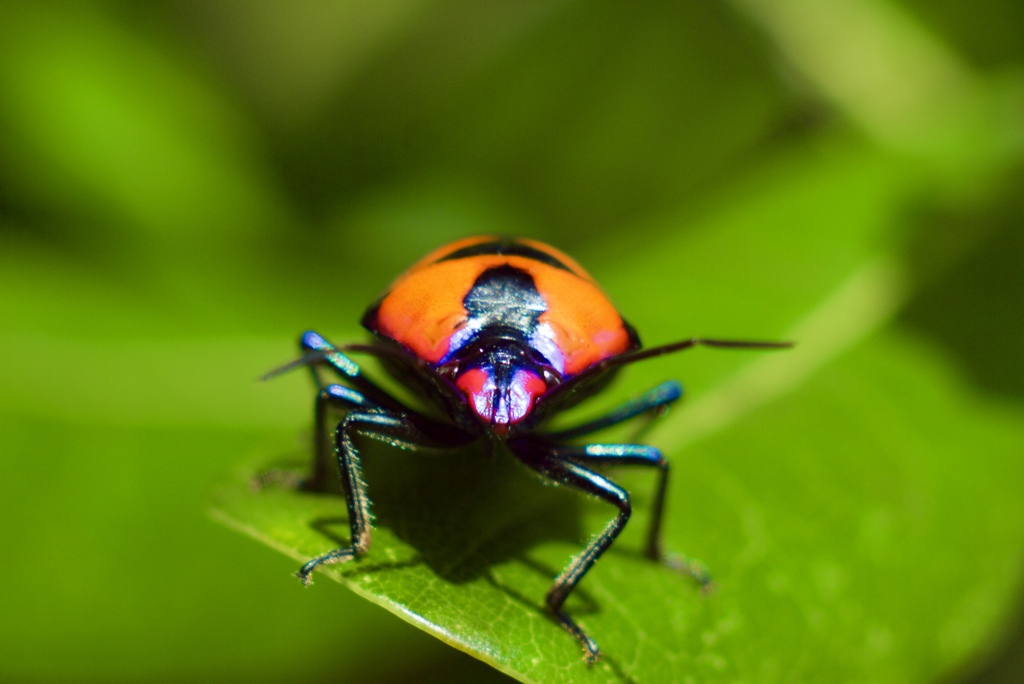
left=297, top=404, right=466, bottom=586
left=543, top=380, right=682, bottom=441
left=297, top=330, right=409, bottom=412
left=251, top=383, right=380, bottom=492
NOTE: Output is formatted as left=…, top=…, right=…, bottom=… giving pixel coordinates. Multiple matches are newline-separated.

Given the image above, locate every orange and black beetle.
left=268, top=236, right=788, bottom=662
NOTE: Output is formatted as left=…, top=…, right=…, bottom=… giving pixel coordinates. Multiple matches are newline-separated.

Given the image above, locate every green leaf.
left=212, top=138, right=1024, bottom=682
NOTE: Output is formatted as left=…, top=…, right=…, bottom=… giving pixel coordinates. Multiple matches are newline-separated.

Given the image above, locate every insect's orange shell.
left=366, top=236, right=639, bottom=376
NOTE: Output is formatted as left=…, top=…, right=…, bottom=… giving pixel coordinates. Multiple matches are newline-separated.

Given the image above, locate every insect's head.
left=439, top=332, right=561, bottom=436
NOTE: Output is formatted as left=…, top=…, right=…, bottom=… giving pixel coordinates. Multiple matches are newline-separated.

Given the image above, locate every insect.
left=265, top=236, right=789, bottom=662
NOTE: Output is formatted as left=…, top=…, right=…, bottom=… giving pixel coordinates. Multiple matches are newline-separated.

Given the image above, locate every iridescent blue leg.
left=298, top=330, right=408, bottom=412
left=513, top=454, right=632, bottom=664
left=305, top=384, right=381, bottom=491
left=297, top=408, right=465, bottom=585
left=544, top=381, right=681, bottom=441
left=251, top=382, right=382, bottom=492
left=274, top=332, right=458, bottom=489
left=555, top=443, right=711, bottom=587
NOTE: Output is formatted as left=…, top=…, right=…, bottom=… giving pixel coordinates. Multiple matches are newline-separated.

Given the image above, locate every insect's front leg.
left=512, top=451, right=632, bottom=663
left=297, top=407, right=468, bottom=586
left=552, top=443, right=711, bottom=587
left=541, top=382, right=711, bottom=585
left=305, top=385, right=380, bottom=491
left=297, top=410, right=395, bottom=583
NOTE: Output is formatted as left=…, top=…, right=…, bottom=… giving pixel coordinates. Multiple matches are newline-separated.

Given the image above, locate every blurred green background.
left=1, top=1, right=1022, bottom=682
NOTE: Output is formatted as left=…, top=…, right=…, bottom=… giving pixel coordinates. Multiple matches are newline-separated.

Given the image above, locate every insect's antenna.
left=259, top=349, right=337, bottom=381
left=605, top=338, right=793, bottom=371
left=532, top=338, right=792, bottom=422
left=259, top=343, right=421, bottom=382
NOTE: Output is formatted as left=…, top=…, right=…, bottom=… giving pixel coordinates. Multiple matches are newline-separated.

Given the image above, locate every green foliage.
left=1, top=1, right=1023, bottom=682
left=212, top=140, right=1024, bottom=682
